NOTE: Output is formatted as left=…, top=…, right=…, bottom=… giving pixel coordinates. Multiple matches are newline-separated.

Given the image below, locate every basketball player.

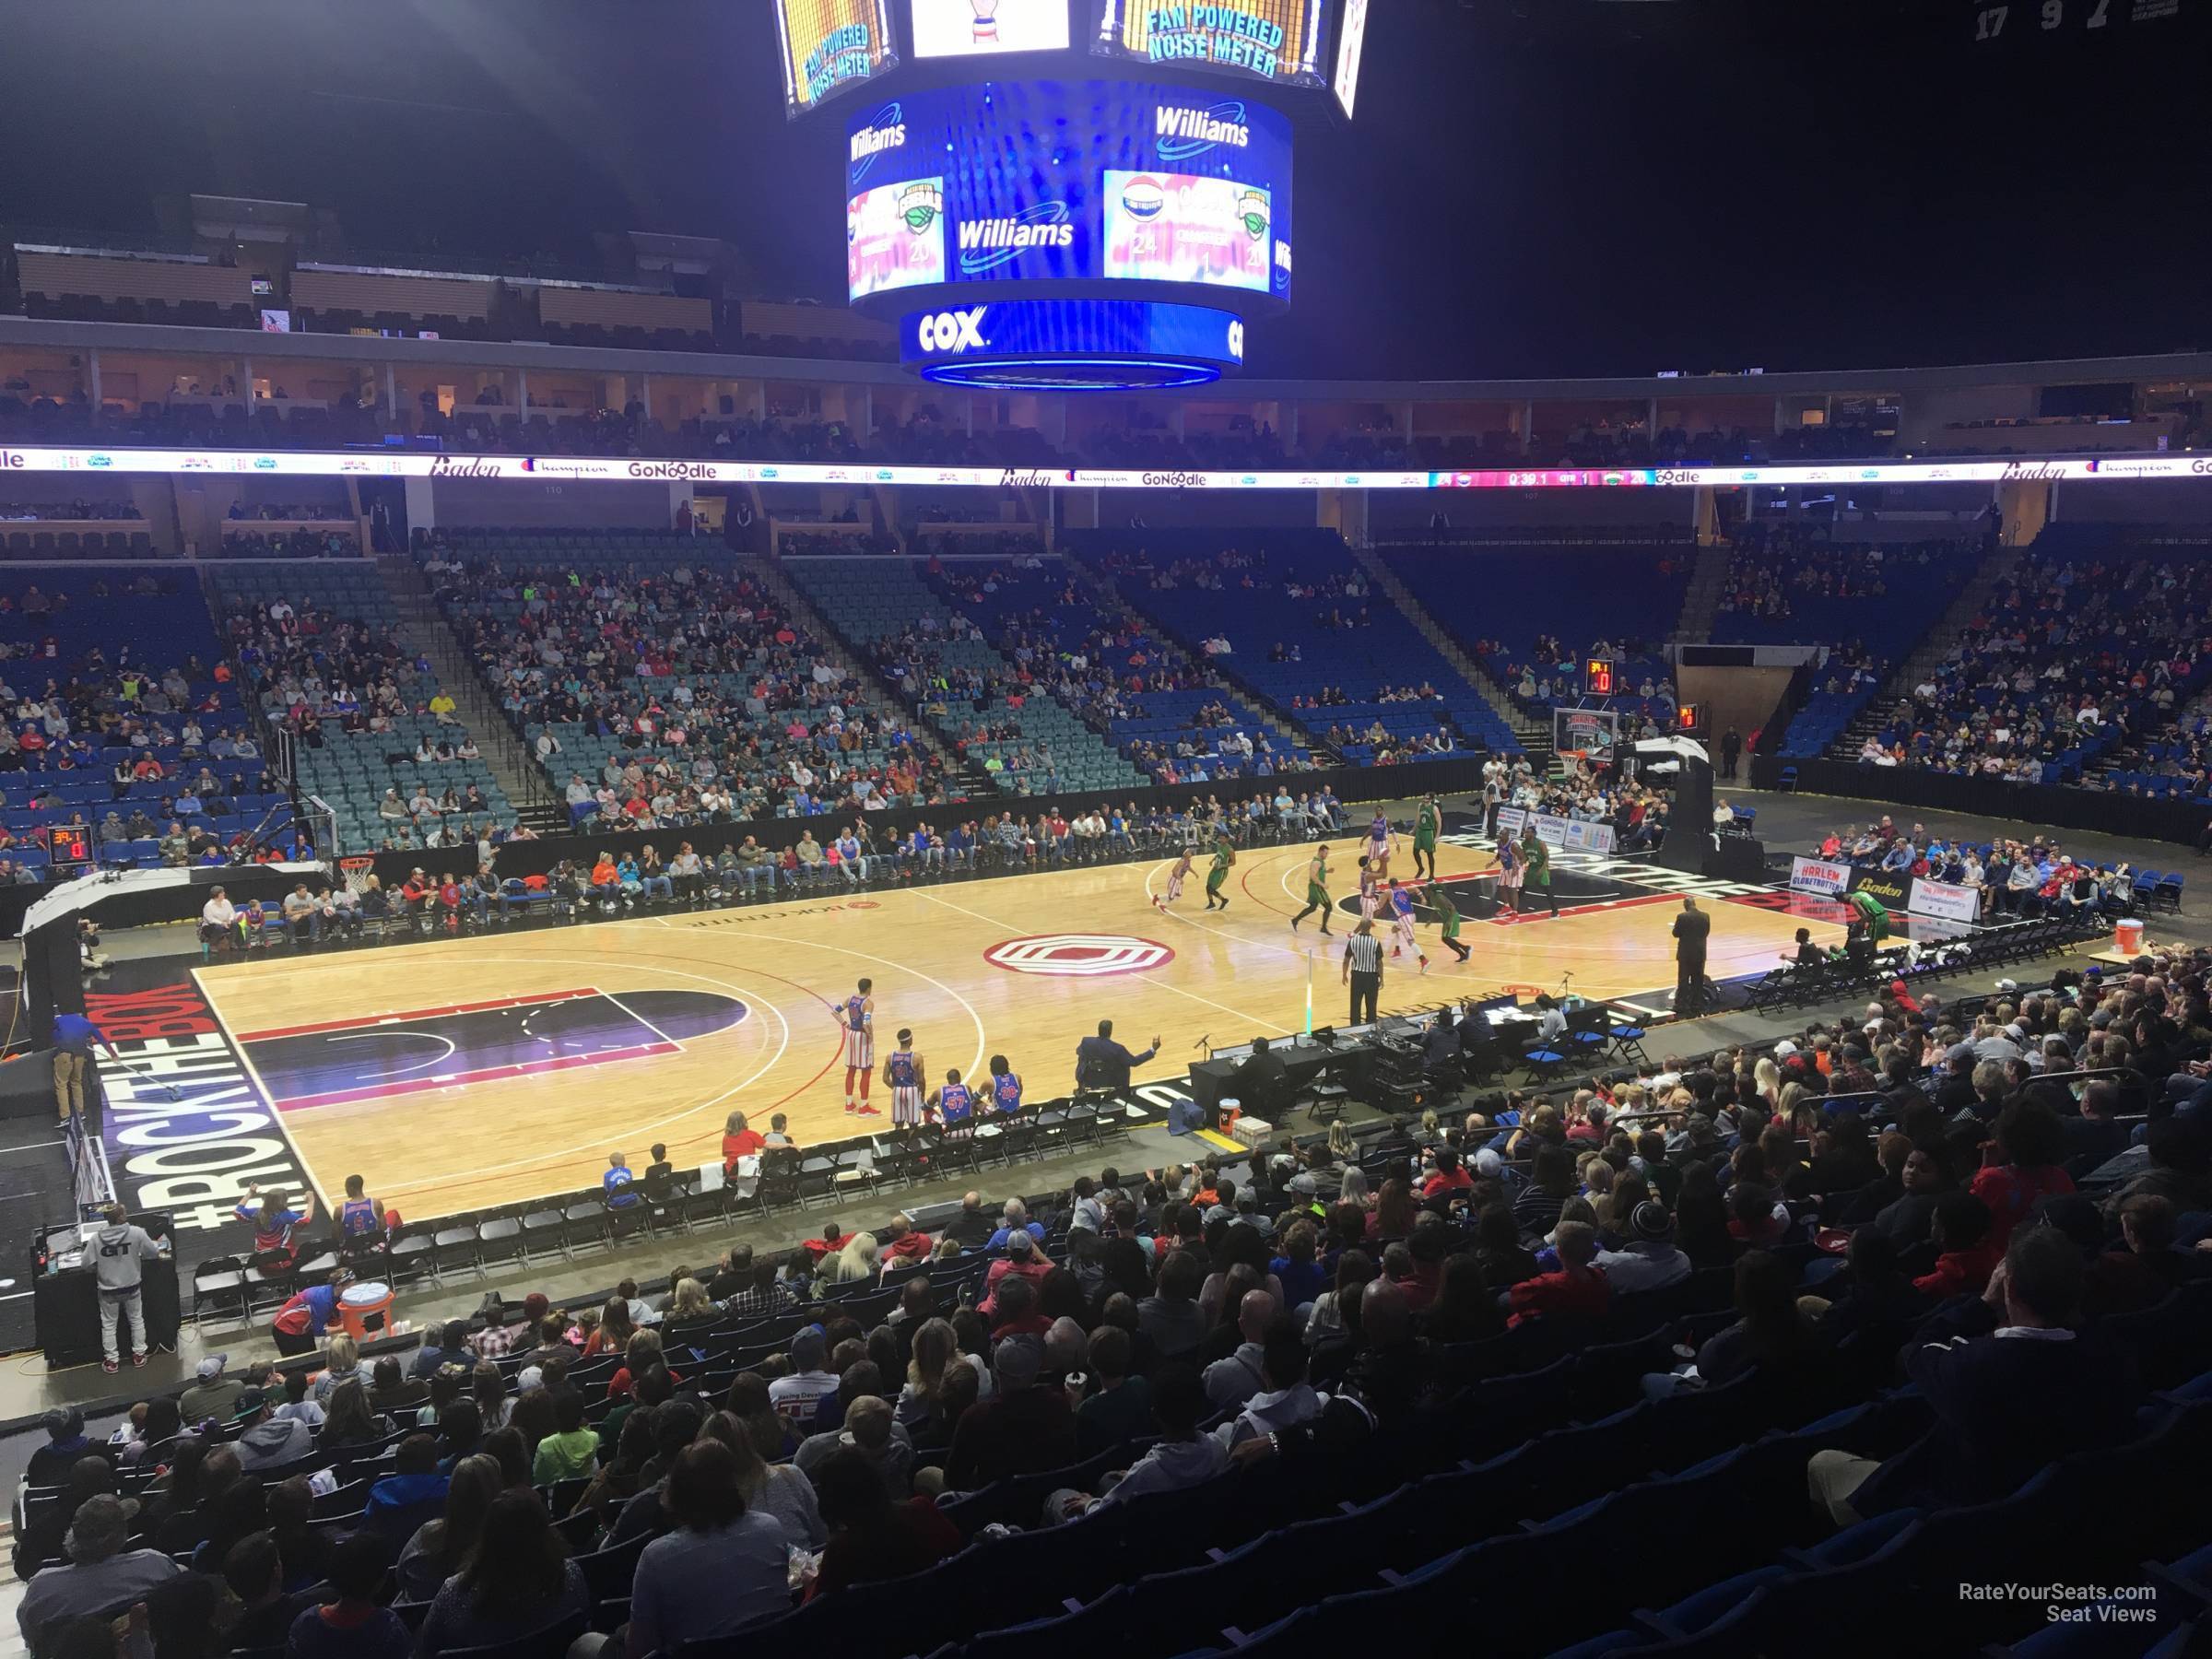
left=841, top=978, right=877, bottom=1115
left=1203, top=834, right=1235, bottom=911
left=1412, top=794, right=1441, bottom=881
left=1435, top=888, right=1471, bottom=962
left=1290, top=844, right=1335, bottom=935
left=1495, top=831, right=1524, bottom=914
left=883, top=1029, right=924, bottom=1129
left=1157, top=844, right=1194, bottom=909
left=1521, top=827, right=1559, bottom=919
left=1386, top=878, right=1430, bottom=971
left=1366, top=810, right=1394, bottom=879
left=931, top=1067, right=975, bottom=1135
left=1357, top=855, right=1379, bottom=923
left=989, top=1053, right=1022, bottom=1119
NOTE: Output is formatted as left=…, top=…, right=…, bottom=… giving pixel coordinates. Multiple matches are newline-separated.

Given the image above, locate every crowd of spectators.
left=1849, top=548, right=2212, bottom=782
left=1810, top=818, right=2149, bottom=916
left=419, top=549, right=957, bottom=826
left=920, top=552, right=1318, bottom=785
left=0, top=498, right=143, bottom=522
left=22, top=940, right=2212, bottom=1656
left=218, top=527, right=360, bottom=559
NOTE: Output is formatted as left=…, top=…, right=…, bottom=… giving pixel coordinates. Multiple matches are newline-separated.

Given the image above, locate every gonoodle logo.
left=1156, top=102, right=1249, bottom=159
left=916, top=306, right=989, bottom=354
left=1225, top=320, right=1244, bottom=360
left=849, top=103, right=906, bottom=180
left=956, top=201, right=1074, bottom=274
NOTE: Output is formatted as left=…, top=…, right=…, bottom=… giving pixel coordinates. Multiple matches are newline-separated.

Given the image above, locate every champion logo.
left=984, top=935, right=1174, bottom=977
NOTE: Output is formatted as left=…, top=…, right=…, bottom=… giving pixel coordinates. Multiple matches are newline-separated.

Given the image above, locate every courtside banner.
left=2, top=446, right=2210, bottom=490
left=1790, top=855, right=1852, bottom=897
left=1909, top=877, right=1982, bottom=923
left=1492, top=806, right=1528, bottom=840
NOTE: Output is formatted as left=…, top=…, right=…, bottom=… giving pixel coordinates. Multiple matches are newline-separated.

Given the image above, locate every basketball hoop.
left=337, top=855, right=376, bottom=898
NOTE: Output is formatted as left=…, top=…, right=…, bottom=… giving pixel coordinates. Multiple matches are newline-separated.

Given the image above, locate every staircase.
left=749, top=551, right=963, bottom=776
left=1668, top=538, right=1734, bottom=643
left=371, top=552, right=558, bottom=826
left=1058, top=554, right=1315, bottom=756
left=1350, top=546, right=1553, bottom=764
left=1825, top=539, right=2022, bottom=761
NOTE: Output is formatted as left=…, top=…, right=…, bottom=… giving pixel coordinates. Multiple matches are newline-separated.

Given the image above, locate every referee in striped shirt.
left=1342, top=919, right=1384, bottom=1025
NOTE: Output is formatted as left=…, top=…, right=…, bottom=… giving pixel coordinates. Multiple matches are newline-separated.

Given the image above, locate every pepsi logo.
left=1121, top=178, right=1166, bottom=221
left=984, top=935, right=1174, bottom=978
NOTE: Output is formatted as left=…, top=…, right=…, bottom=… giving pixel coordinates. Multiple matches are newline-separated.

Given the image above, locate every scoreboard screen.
left=1331, top=0, right=1367, bottom=118
left=909, top=0, right=1073, bottom=57
left=845, top=78, right=1294, bottom=307
left=1090, top=0, right=1329, bottom=89
left=45, top=825, right=92, bottom=865
left=775, top=0, right=899, bottom=117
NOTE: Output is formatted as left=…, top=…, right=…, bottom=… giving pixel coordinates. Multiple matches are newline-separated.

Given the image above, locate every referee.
left=1342, top=919, right=1383, bottom=1025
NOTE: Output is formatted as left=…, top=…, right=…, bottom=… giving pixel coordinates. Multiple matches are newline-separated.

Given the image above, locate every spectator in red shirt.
left=1970, top=1102, right=2075, bottom=1249
left=721, top=1111, right=765, bottom=1174
left=1419, top=1147, right=1474, bottom=1201
left=1507, top=1220, right=1610, bottom=1327
left=881, top=1213, right=932, bottom=1264
left=1913, top=1191, right=2001, bottom=1300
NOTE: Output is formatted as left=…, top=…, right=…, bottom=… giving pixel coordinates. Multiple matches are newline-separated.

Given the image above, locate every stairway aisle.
left=1826, top=539, right=2022, bottom=761
left=1352, top=546, right=1549, bottom=764
left=371, top=552, right=553, bottom=815
left=1668, top=537, right=1733, bottom=643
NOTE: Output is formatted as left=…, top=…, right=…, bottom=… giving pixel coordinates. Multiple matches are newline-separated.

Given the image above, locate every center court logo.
left=956, top=201, right=1074, bottom=274
left=984, top=935, right=1174, bottom=977
left=1156, top=102, right=1250, bottom=159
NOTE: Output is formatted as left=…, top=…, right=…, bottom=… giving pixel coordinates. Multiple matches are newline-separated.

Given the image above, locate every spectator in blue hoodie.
left=363, top=1434, right=449, bottom=1544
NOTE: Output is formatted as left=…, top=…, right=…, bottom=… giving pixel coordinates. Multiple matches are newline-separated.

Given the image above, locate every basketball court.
left=190, top=840, right=1841, bottom=1218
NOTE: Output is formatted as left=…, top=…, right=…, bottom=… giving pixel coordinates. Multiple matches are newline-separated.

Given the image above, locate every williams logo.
left=849, top=103, right=906, bottom=179
left=916, top=306, right=989, bottom=353
left=955, top=201, right=1074, bottom=274
left=1156, top=102, right=1250, bottom=159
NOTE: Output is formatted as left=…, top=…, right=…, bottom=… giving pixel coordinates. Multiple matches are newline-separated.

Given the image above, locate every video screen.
left=1090, top=0, right=1328, bottom=88
left=775, top=0, right=898, bottom=117
left=1102, top=171, right=1271, bottom=292
left=847, top=177, right=948, bottom=300
left=844, top=79, right=1294, bottom=303
left=1332, top=0, right=1367, bottom=118
left=909, top=0, right=1072, bottom=57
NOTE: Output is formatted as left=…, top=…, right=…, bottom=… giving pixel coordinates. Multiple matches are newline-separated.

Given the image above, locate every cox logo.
left=1225, top=320, right=1244, bottom=361
left=917, top=306, right=989, bottom=354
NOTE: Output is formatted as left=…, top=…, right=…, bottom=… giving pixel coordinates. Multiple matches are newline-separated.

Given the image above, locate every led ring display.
left=901, top=297, right=1244, bottom=387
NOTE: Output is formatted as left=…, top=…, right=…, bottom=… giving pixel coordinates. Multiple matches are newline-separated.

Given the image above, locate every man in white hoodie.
left=1215, top=1324, right=1328, bottom=1450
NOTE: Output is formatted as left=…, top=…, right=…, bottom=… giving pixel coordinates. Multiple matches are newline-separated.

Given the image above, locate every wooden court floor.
left=194, top=842, right=1839, bottom=1218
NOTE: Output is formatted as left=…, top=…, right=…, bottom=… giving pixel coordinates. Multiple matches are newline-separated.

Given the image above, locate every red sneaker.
left=854, top=1103, right=881, bottom=1117
left=102, top=1359, right=119, bottom=1373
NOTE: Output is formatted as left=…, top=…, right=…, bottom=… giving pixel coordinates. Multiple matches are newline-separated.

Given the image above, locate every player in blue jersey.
left=883, top=1029, right=925, bottom=1128
left=932, top=1068, right=975, bottom=1135
left=841, top=977, right=877, bottom=1115
left=335, top=1174, right=383, bottom=1241
left=1386, top=877, right=1429, bottom=971
left=988, top=1053, right=1021, bottom=1119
